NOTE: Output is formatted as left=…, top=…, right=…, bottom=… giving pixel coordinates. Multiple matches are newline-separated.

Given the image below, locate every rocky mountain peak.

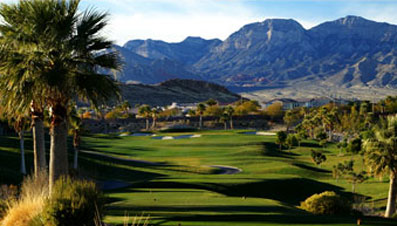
left=336, top=15, right=370, bottom=25
left=115, top=16, right=397, bottom=88
left=260, top=18, right=305, bottom=32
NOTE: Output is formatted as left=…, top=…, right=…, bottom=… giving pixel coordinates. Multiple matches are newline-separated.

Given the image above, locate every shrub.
left=300, top=191, right=352, bottom=215
left=0, top=184, right=18, bottom=218
left=43, top=177, right=104, bottom=226
left=310, top=149, right=326, bottom=166
left=286, top=134, right=299, bottom=149
left=1, top=172, right=48, bottom=226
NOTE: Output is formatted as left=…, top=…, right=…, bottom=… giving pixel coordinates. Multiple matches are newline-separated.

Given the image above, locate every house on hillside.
left=304, top=97, right=349, bottom=108
left=264, top=97, right=350, bottom=110
left=265, top=98, right=305, bottom=110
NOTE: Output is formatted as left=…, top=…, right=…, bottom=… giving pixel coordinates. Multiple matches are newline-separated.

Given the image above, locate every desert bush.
left=0, top=184, right=18, bottom=219
left=43, top=177, right=104, bottom=226
left=300, top=191, right=351, bottom=215
left=310, top=149, right=326, bottom=166
left=1, top=172, right=48, bottom=226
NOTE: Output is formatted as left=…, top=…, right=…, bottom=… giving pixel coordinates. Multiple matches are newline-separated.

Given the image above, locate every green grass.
left=0, top=130, right=395, bottom=225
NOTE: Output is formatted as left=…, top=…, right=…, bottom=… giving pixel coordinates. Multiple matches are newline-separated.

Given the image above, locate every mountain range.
left=113, top=16, right=397, bottom=89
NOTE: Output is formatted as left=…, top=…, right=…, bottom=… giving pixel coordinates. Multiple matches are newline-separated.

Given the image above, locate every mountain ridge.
left=113, top=15, right=397, bottom=89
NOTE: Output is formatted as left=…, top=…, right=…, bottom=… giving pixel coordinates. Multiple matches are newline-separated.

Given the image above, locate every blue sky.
left=3, top=0, right=397, bottom=45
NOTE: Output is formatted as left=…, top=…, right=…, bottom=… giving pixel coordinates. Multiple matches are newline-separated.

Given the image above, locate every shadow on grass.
left=78, top=154, right=164, bottom=183
left=261, top=142, right=299, bottom=159
left=158, top=214, right=396, bottom=226
left=80, top=151, right=217, bottom=175
left=292, top=163, right=331, bottom=173
left=133, top=178, right=361, bottom=206
left=107, top=205, right=302, bottom=217
left=300, top=142, right=321, bottom=148
left=0, top=136, right=34, bottom=185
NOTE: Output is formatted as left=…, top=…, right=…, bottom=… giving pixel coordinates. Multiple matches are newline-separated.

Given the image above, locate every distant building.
left=265, top=97, right=350, bottom=110
left=304, top=97, right=349, bottom=108
left=265, top=98, right=304, bottom=110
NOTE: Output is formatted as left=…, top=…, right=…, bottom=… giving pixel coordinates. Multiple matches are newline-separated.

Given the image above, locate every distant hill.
left=114, top=16, right=397, bottom=90
left=124, top=36, right=221, bottom=66
left=112, top=45, right=200, bottom=84
left=121, top=79, right=241, bottom=106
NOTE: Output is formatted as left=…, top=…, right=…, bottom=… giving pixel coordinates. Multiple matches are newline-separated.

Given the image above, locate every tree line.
left=277, top=98, right=397, bottom=218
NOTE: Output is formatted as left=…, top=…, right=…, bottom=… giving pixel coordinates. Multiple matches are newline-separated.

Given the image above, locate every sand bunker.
left=152, top=134, right=202, bottom=140
left=243, top=131, right=276, bottom=136
left=119, top=133, right=155, bottom=137
left=211, top=165, right=242, bottom=175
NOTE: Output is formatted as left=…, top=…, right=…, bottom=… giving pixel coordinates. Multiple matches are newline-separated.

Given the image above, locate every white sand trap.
left=119, top=133, right=130, bottom=137
left=152, top=134, right=202, bottom=140
left=211, top=165, right=242, bottom=175
left=256, top=132, right=276, bottom=136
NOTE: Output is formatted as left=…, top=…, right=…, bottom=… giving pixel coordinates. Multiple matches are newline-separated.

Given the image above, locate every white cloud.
left=4, top=0, right=397, bottom=45
left=105, top=12, right=261, bottom=45
left=95, top=0, right=263, bottom=45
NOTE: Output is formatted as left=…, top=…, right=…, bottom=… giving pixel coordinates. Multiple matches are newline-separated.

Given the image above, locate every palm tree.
left=151, top=107, right=162, bottom=129
left=363, top=115, right=397, bottom=218
left=0, top=0, right=121, bottom=190
left=224, top=106, right=235, bottom=130
left=196, top=103, right=206, bottom=129
left=0, top=5, right=48, bottom=176
left=138, top=105, right=152, bottom=130
left=69, top=106, right=82, bottom=170
left=9, top=114, right=30, bottom=175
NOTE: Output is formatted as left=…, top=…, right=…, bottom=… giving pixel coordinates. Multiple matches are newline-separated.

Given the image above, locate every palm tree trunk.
left=385, top=172, right=397, bottom=218
left=73, top=132, right=80, bottom=170
left=230, top=117, right=233, bottom=130
left=199, top=115, right=203, bottom=129
left=152, top=117, right=156, bottom=129
left=49, top=105, right=69, bottom=192
left=146, top=118, right=149, bottom=130
left=328, top=130, right=332, bottom=142
left=32, top=116, right=47, bottom=175
left=19, top=131, right=26, bottom=175
left=224, top=122, right=227, bottom=130
left=73, top=145, right=79, bottom=170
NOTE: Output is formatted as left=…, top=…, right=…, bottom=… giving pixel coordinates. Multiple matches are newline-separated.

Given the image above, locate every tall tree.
left=363, top=115, right=397, bottom=218
left=8, top=113, right=30, bottom=175
left=275, top=131, right=287, bottom=151
left=151, top=107, right=162, bottom=129
left=0, top=5, right=48, bottom=176
left=224, top=106, right=235, bottom=130
left=196, top=103, right=206, bottom=130
left=138, top=105, right=152, bottom=130
left=283, top=110, right=297, bottom=132
left=69, top=106, right=82, bottom=170
left=0, top=0, right=121, bottom=190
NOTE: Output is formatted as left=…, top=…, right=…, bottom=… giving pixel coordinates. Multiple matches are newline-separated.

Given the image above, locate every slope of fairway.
left=78, top=131, right=393, bottom=226
left=0, top=131, right=395, bottom=226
